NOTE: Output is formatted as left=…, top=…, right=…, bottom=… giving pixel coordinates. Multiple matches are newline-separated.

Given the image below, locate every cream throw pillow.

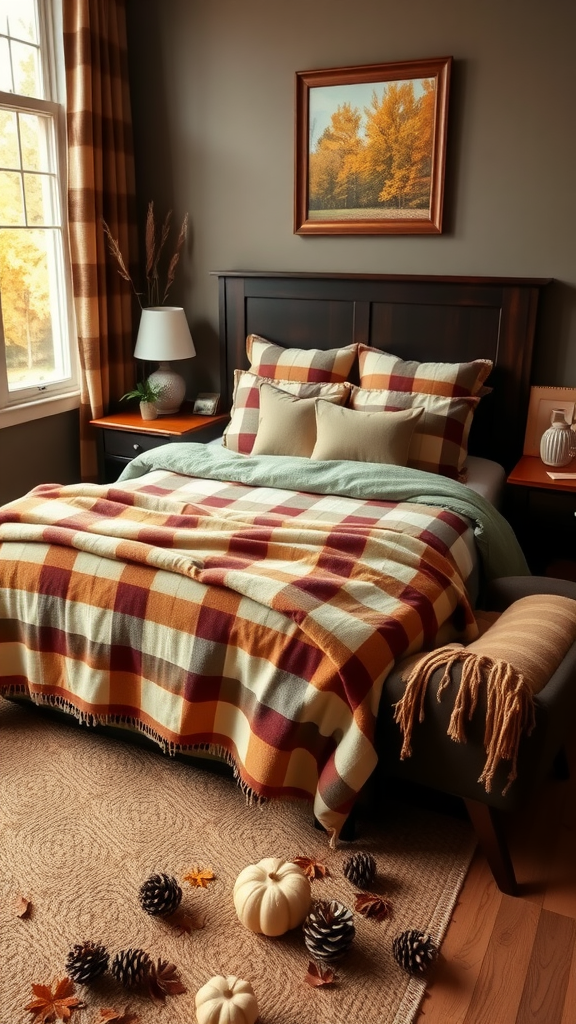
left=311, top=401, right=423, bottom=464
left=251, top=382, right=341, bottom=457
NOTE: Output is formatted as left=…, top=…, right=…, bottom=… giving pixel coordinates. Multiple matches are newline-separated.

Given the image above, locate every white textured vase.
left=539, top=409, right=574, bottom=467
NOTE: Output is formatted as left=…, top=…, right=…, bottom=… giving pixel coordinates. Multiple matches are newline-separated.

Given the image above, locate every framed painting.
left=523, top=386, right=576, bottom=456
left=294, top=56, right=452, bottom=235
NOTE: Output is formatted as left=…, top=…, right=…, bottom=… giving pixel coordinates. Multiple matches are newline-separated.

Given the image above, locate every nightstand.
left=506, top=455, right=576, bottom=576
left=90, top=406, right=229, bottom=483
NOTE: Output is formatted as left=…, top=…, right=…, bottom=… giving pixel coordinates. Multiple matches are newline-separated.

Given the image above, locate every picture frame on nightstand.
left=523, top=386, right=576, bottom=456
left=193, top=392, right=220, bottom=415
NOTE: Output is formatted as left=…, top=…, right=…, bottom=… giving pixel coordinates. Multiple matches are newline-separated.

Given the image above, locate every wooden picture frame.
left=193, top=392, right=220, bottom=416
left=523, top=386, right=576, bottom=456
left=294, top=56, right=452, bottom=235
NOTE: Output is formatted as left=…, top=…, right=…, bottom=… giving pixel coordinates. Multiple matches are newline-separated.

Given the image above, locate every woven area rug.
left=0, top=697, right=475, bottom=1024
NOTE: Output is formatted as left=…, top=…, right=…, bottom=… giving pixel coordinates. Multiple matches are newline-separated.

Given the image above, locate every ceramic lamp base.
left=148, top=362, right=186, bottom=415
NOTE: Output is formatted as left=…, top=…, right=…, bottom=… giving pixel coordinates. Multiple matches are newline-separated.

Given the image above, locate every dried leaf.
left=97, top=1009, right=139, bottom=1023
left=293, top=856, right=330, bottom=880
left=182, top=865, right=215, bottom=888
left=305, top=961, right=337, bottom=987
left=25, top=977, right=84, bottom=1022
left=354, top=891, right=392, bottom=921
left=147, top=959, right=187, bottom=1004
left=165, top=907, right=206, bottom=935
left=15, top=894, right=31, bottom=917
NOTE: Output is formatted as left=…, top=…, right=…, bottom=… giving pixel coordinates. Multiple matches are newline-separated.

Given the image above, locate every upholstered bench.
left=376, top=576, right=576, bottom=895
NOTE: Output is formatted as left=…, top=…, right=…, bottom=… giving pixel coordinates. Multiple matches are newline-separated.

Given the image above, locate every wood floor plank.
left=542, top=811, right=576, bottom=919
left=461, top=895, right=540, bottom=1024
left=514, top=910, right=576, bottom=1024
left=559, top=936, right=576, bottom=1024
left=416, top=850, right=501, bottom=1023
left=543, top=750, right=576, bottom=918
left=421, top=731, right=576, bottom=1024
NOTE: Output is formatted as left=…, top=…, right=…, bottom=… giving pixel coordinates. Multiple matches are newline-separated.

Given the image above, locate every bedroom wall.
left=0, top=410, right=80, bottom=505
left=126, top=0, right=576, bottom=397
left=3, top=0, right=574, bottom=491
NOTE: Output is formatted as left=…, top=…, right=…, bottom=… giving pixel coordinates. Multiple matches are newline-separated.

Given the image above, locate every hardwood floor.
left=417, top=730, right=576, bottom=1024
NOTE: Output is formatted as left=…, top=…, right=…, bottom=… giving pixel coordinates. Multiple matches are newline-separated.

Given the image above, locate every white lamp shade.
left=133, top=306, right=196, bottom=361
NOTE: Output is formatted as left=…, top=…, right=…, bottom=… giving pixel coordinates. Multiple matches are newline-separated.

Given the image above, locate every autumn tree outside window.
left=0, top=0, right=78, bottom=425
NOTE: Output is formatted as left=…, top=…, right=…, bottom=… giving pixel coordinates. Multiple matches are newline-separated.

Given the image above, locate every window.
left=0, top=0, right=78, bottom=425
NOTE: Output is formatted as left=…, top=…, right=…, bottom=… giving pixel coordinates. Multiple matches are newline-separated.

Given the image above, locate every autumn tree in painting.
left=309, top=103, right=363, bottom=211
left=308, top=79, right=435, bottom=215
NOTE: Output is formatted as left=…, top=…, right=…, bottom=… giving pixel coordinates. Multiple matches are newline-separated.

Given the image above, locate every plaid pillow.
left=350, top=385, right=480, bottom=480
left=358, top=344, right=492, bottom=398
left=223, top=370, right=352, bottom=454
left=247, top=334, right=357, bottom=384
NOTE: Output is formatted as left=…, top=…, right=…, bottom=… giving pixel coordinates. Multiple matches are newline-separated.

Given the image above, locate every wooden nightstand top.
left=507, top=455, right=576, bottom=493
left=90, top=406, right=229, bottom=438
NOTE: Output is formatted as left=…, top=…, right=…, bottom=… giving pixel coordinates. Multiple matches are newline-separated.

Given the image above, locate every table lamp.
left=133, top=306, right=196, bottom=414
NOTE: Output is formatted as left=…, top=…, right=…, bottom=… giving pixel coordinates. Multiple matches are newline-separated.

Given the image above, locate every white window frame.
left=0, top=0, right=79, bottom=429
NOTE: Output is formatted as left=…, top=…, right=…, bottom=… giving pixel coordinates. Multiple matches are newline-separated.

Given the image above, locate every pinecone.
left=303, top=900, right=355, bottom=962
left=110, top=948, right=152, bottom=988
left=392, top=929, right=438, bottom=974
left=138, top=872, right=182, bottom=916
left=343, top=851, right=376, bottom=889
left=65, top=940, right=109, bottom=983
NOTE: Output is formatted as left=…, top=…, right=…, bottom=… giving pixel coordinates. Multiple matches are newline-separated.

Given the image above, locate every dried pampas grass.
left=103, top=201, right=188, bottom=308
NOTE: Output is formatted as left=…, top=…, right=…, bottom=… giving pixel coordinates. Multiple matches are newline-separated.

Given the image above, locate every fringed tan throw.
left=394, top=594, right=576, bottom=794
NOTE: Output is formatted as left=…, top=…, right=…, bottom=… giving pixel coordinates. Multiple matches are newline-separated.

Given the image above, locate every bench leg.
left=463, top=798, right=518, bottom=897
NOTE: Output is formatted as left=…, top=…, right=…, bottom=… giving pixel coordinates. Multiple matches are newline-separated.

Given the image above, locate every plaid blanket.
left=0, top=464, right=484, bottom=838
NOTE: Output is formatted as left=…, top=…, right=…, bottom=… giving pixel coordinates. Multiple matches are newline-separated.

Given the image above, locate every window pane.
left=0, top=37, right=11, bottom=91
left=19, top=111, right=51, bottom=171
left=0, top=108, right=19, bottom=167
left=3, top=0, right=39, bottom=44
left=24, top=172, right=57, bottom=225
left=11, top=40, right=41, bottom=98
left=0, top=171, right=24, bottom=223
left=0, top=227, right=68, bottom=391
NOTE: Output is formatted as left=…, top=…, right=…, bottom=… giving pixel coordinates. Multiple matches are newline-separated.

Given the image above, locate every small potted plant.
left=120, top=378, right=166, bottom=420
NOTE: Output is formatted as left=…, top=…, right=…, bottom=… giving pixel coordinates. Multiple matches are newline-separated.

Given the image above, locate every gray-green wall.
left=3, top=0, right=575, bottom=501
left=126, top=0, right=576, bottom=394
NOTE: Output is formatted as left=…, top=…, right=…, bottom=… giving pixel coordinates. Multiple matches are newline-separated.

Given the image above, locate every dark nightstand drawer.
left=91, top=410, right=229, bottom=484
left=102, top=430, right=168, bottom=458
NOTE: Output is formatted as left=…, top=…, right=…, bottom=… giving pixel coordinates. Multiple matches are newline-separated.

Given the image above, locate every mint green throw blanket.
left=118, top=443, right=529, bottom=582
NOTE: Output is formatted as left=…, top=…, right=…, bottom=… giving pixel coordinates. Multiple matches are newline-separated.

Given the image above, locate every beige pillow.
left=350, top=385, right=479, bottom=481
left=311, top=401, right=423, bottom=464
left=251, top=382, right=335, bottom=457
left=223, top=370, right=351, bottom=454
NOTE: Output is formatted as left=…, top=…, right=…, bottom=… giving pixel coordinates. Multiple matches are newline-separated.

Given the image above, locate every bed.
left=0, top=271, right=550, bottom=847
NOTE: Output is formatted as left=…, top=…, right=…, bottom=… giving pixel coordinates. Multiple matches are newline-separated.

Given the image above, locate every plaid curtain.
left=63, top=0, right=138, bottom=480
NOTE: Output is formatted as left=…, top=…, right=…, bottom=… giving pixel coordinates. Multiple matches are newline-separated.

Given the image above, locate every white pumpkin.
left=233, top=857, right=311, bottom=936
left=195, top=974, right=258, bottom=1024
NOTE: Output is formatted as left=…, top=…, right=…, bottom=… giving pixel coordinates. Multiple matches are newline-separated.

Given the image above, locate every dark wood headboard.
left=215, top=272, right=550, bottom=471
